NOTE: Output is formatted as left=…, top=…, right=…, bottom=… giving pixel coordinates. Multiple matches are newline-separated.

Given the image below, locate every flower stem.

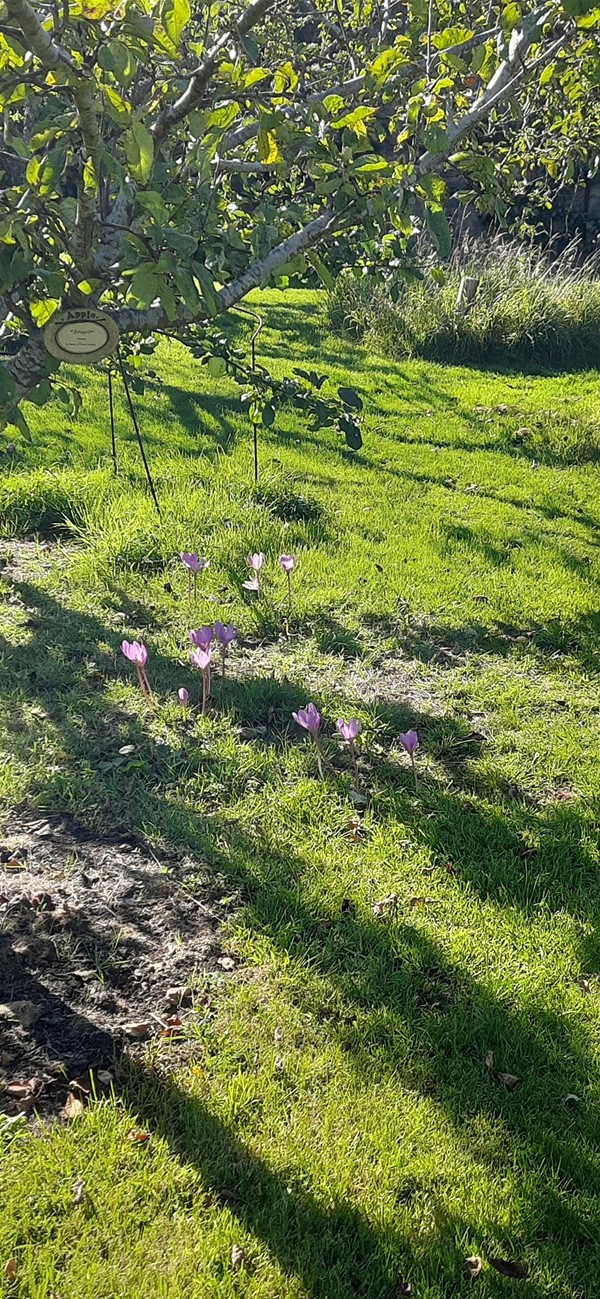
left=202, top=670, right=207, bottom=715
left=287, top=571, right=292, bottom=614
left=193, top=572, right=197, bottom=604
left=221, top=646, right=226, bottom=678
left=314, top=738, right=323, bottom=779
left=411, top=753, right=418, bottom=791
left=136, top=666, right=151, bottom=702
left=350, top=741, right=360, bottom=791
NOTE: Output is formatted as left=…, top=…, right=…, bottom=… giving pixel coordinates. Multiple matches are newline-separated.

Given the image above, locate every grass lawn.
left=1, top=289, right=600, bottom=1299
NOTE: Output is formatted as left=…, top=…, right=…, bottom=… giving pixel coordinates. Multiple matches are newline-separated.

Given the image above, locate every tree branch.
left=4, top=0, right=103, bottom=171
left=109, top=207, right=341, bottom=337
left=419, top=6, right=562, bottom=174
left=154, top=0, right=277, bottom=145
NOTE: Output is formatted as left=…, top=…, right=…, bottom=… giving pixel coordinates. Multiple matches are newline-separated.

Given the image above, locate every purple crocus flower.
left=293, top=703, right=320, bottom=737
left=189, top=625, right=214, bottom=650
left=189, top=646, right=212, bottom=714
left=337, top=718, right=361, bottom=789
left=180, top=553, right=209, bottom=601
left=399, top=729, right=419, bottom=789
left=293, top=702, right=324, bottom=776
left=243, top=552, right=264, bottom=595
left=279, top=554, right=295, bottom=611
left=122, top=640, right=151, bottom=700
left=337, top=718, right=361, bottom=743
left=178, top=687, right=189, bottom=706
left=215, top=621, right=237, bottom=677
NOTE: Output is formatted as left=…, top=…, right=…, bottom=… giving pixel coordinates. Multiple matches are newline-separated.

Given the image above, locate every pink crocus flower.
left=122, top=640, right=151, bottom=700
left=189, top=646, right=212, bottom=715
left=189, top=625, right=214, bottom=650
left=337, top=718, right=361, bottom=789
left=215, top=621, right=236, bottom=677
left=180, top=553, right=209, bottom=601
left=399, top=729, right=419, bottom=789
left=178, top=687, right=189, bottom=717
left=279, top=555, right=295, bottom=611
left=292, top=702, right=323, bottom=776
left=243, top=552, right=264, bottom=594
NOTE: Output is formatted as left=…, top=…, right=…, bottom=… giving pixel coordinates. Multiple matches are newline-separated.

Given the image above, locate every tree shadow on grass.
left=1, top=582, right=600, bottom=1294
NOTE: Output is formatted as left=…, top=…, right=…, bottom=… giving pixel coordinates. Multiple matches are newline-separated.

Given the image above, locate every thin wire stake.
left=108, top=367, right=117, bottom=475
left=117, top=348, right=161, bottom=517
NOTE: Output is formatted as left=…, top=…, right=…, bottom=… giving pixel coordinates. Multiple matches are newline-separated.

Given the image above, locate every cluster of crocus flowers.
left=243, top=552, right=264, bottom=593
left=242, top=551, right=297, bottom=608
left=399, top=729, right=419, bottom=789
left=121, top=640, right=151, bottom=700
left=180, top=552, right=209, bottom=601
left=188, top=622, right=237, bottom=710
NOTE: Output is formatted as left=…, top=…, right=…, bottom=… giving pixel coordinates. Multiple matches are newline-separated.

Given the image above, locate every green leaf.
left=262, top=402, right=275, bottom=427
left=244, top=67, right=270, bottom=87
left=560, top=0, right=597, bottom=12
left=308, top=251, right=334, bottom=289
left=0, top=367, right=16, bottom=405
left=338, top=386, right=363, bottom=411
left=30, top=298, right=59, bottom=326
left=27, top=379, right=52, bottom=406
left=163, top=228, right=197, bottom=255
left=432, top=25, right=473, bottom=50
left=10, top=408, right=31, bottom=441
left=104, top=84, right=131, bottom=124
left=192, top=262, right=220, bottom=316
left=540, top=61, right=556, bottom=85
left=129, top=268, right=159, bottom=308
left=273, top=60, right=298, bottom=94
left=239, top=32, right=260, bottom=62
left=124, top=120, right=154, bottom=184
left=425, top=208, right=451, bottom=258
left=206, top=103, right=240, bottom=130
left=258, top=130, right=283, bottom=164
left=332, top=105, right=377, bottom=136
left=369, top=47, right=409, bottom=82
left=338, top=414, right=362, bottom=450
left=161, top=0, right=190, bottom=47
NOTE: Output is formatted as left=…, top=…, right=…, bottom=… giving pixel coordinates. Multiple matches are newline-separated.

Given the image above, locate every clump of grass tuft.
left=0, top=466, right=113, bottom=539
left=328, top=237, right=600, bottom=371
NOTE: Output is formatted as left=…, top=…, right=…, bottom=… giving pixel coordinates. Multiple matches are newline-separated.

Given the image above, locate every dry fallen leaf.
left=484, top=1050, right=494, bottom=1070
left=578, top=977, right=591, bottom=994
left=397, top=1279, right=412, bottom=1296
left=465, top=1255, right=482, bottom=1278
left=71, top=1180, right=86, bottom=1206
left=161, top=1014, right=183, bottom=1037
left=217, top=956, right=236, bottom=971
left=63, top=1092, right=85, bottom=1121
left=127, top=1128, right=150, bottom=1144
left=97, top=1069, right=113, bottom=1085
left=563, top=1093, right=580, bottom=1104
left=124, top=1021, right=152, bottom=1040
left=496, top=1072, right=520, bottom=1091
left=489, top=1258, right=528, bottom=1279
left=230, top=1244, right=246, bottom=1272
left=4, top=1259, right=17, bottom=1280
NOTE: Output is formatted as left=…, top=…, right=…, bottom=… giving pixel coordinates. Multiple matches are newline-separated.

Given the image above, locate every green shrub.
left=327, top=239, right=600, bottom=370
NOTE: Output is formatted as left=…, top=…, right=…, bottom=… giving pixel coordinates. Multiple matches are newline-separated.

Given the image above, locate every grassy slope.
left=1, top=290, right=599, bottom=1299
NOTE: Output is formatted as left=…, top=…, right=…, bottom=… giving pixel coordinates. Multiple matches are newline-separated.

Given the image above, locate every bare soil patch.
left=0, top=815, right=223, bottom=1119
